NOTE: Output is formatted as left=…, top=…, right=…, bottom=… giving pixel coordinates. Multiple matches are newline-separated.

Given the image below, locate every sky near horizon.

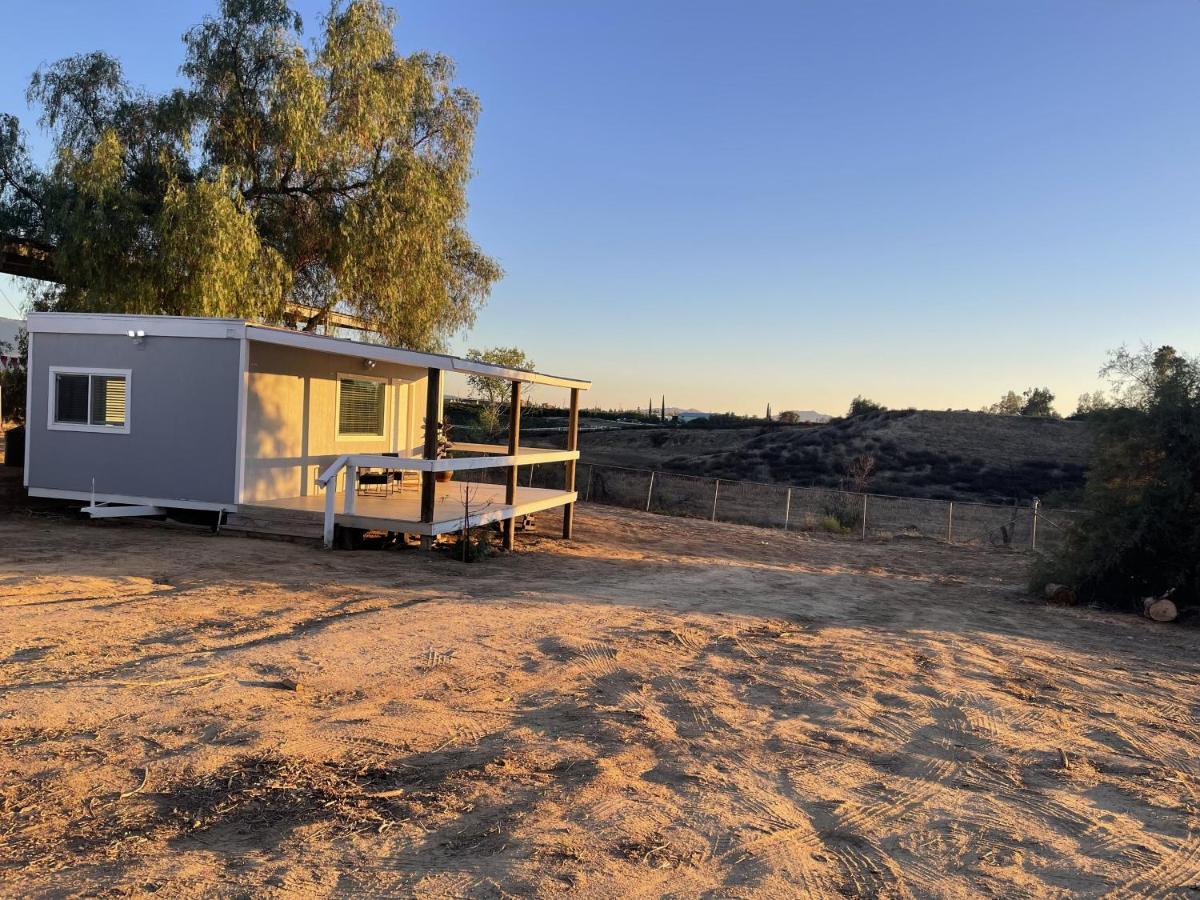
left=1, top=1, right=1198, bottom=415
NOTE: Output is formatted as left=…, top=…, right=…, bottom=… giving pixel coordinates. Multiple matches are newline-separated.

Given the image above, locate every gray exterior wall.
left=27, top=332, right=241, bottom=506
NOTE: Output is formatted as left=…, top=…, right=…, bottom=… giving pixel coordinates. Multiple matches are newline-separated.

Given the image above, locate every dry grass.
left=1, top=503, right=1198, bottom=897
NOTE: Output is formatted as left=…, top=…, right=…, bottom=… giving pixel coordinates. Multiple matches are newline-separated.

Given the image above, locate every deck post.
left=344, top=466, right=357, bottom=515
left=420, top=367, right=442, bottom=551
left=504, top=380, right=522, bottom=550
left=323, top=475, right=337, bottom=548
left=562, top=387, right=580, bottom=538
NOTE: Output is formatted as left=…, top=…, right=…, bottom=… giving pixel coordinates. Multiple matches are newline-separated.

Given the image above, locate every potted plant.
left=428, top=420, right=455, bottom=482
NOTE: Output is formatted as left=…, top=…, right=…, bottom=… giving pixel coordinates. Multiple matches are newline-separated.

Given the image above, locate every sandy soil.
left=1, top=504, right=1199, bottom=898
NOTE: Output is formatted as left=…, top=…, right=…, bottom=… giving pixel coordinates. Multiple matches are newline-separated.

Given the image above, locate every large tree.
left=1036, top=345, right=1200, bottom=609
left=0, top=0, right=500, bottom=351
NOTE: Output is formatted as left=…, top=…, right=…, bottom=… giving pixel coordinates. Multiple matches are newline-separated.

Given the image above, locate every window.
left=48, top=368, right=130, bottom=434
left=337, top=375, right=386, bottom=439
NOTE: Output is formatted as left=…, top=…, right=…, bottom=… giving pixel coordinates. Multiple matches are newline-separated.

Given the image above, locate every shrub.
left=1035, top=346, right=1200, bottom=610
left=818, top=515, right=851, bottom=535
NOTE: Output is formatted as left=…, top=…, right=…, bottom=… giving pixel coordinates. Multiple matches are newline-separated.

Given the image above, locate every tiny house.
left=24, top=313, right=589, bottom=547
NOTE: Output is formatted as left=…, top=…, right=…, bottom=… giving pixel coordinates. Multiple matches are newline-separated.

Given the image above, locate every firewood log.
left=1044, top=583, right=1077, bottom=605
left=1142, top=595, right=1178, bottom=623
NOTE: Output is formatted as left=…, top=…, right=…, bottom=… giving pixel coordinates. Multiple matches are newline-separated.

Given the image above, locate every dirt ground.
left=1, top=504, right=1199, bottom=898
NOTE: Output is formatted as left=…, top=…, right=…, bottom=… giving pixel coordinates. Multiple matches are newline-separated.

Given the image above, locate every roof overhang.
left=26, top=312, right=591, bottom=390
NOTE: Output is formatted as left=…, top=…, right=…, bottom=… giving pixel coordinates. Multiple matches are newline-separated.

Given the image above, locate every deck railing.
left=314, top=448, right=580, bottom=547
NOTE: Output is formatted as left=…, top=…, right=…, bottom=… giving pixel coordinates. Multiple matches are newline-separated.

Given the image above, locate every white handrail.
left=315, top=449, right=579, bottom=488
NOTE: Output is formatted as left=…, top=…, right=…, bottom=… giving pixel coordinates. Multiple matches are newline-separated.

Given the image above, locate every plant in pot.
left=427, top=420, right=455, bottom=482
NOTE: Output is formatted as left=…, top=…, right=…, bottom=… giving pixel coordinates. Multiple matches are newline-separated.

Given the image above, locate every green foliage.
left=0, top=328, right=26, bottom=422
left=464, top=346, right=534, bottom=407
left=986, top=387, right=1058, bottom=417
left=817, top=514, right=851, bottom=535
left=1073, top=391, right=1112, bottom=418
left=1037, top=345, right=1200, bottom=609
left=1019, top=387, right=1057, bottom=417
left=0, top=0, right=500, bottom=351
left=848, top=396, right=885, bottom=417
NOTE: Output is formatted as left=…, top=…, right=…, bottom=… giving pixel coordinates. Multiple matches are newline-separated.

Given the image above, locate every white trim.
left=25, top=312, right=591, bottom=389
left=28, top=486, right=237, bottom=513
left=235, top=336, right=249, bottom=504
left=334, top=372, right=389, bottom=441
left=328, top=490, right=578, bottom=541
left=22, top=332, right=32, bottom=486
left=27, top=312, right=245, bottom=340
left=47, top=366, right=132, bottom=435
left=245, top=323, right=591, bottom=390
left=83, top=504, right=167, bottom=519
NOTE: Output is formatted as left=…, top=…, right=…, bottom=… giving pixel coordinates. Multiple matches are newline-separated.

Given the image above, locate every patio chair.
left=382, top=452, right=421, bottom=494
left=355, top=469, right=392, bottom=496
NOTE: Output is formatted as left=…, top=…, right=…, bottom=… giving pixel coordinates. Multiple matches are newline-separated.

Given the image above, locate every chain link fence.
left=554, top=463, right=1077, bottom=550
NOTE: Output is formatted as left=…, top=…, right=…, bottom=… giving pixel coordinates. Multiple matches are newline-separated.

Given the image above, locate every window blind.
left=91, top=375, right=127, bottom=427
left=338, top=378, right=385, bottom=436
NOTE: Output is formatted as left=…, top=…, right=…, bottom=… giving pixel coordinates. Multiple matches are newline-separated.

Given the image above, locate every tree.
left=1019, top=387, right=1057, bottom=417
left=0, top=0, right=500, bottom=351
left=1073, top=391, right=1112, bottom=417
left=0, top=328, right=26, bottom=422
left=465, top=346, right=534, bottom=428
left=985, top=387, right=1058, bottom=417
left=1036, top=345, right=1200, bottom=610
left=848, top=396, right=885, bottom=417
left=777, top=410, right=802, bottom=424
left=985, top=391, right=1023, bottom=415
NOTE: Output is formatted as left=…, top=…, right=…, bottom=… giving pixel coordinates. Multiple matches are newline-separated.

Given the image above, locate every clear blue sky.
left=2, top=1, right=1198, bottom=414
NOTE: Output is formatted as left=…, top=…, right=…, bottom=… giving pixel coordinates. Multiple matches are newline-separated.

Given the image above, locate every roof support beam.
left=562, top=387, right=581, bottom=539
left=420, top=366, right=442, bottom=551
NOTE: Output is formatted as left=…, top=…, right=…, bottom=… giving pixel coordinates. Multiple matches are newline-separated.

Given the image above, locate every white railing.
left=315, top=448, right=580, bottom=547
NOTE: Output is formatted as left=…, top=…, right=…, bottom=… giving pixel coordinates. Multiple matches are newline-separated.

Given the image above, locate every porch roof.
left=26, top=312, right=592, bottom=391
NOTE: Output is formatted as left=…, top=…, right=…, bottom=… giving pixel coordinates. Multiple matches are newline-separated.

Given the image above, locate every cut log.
left=1142, top=595, right=1178, bottom=623
left=1044, top=583, right=1077, bottom=606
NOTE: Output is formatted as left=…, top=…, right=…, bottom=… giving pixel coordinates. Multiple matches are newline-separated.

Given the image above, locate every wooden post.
left=946, top=500, right=954, bottom=544
left=645, top=471, right=656, bottom=511
left=783, top=487, right=792, bottom=530
left=861, top=494, right=868, bottom=541
left=711, top=479, right=721, bottom=522
left=504, top=381, right=522, bottom=550
left=562, top=387, right=580, bottom=538
left=419, top=367, right=442, bottom=551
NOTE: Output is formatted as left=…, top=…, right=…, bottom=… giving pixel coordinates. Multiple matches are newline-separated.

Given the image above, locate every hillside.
left=576, top=410, right=1092, bottom=504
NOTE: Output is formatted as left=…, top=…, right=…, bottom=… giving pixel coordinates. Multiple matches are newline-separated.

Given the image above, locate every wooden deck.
left=225, top=482, right=576, bottom=541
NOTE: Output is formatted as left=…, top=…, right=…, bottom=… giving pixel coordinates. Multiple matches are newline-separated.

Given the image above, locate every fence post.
left=1031, top=498, right=1040, bottom=551
left=861, top=493, right=868, bottom=541
left=585, top=466, right=594, bottom=502
left=711, top=479, right=721, bottom=522
left=646, top=471, right=656, bottom=512
left=783, top=487, right=792, bottom=530
left=946, top=500, right=954, bottom=544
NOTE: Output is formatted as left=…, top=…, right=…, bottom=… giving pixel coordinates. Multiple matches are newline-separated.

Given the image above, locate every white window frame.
left=335, top=372, right=389, bottom=442
left=47, top=366, right=132, bottom=435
